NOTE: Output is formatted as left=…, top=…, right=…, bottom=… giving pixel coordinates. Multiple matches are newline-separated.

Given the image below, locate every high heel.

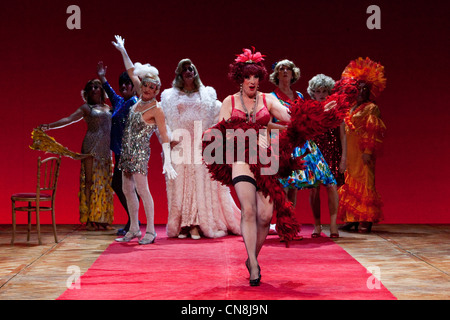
left=339, top=222, right=359, bottom=232
left=138, top=232, right=157, bottom=245
left=311, top=225, right=322, bottom=238
left=115, top=230, right=142, bottom=242
left=246, top=260, right=261, bottom=286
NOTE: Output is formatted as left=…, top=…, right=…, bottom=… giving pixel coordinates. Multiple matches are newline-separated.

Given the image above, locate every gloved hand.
left=112, top=35, right=134, bottom=70
left=162, top=142, right=177, bottom=180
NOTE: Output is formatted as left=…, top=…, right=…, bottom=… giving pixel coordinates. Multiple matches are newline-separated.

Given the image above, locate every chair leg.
left=52, top=209, right=58, bottom=243
left=27, top=204, right=32, bottom=242
left=36, top=208, right=42, bottom=245
left=11, top=201, right=16, bottom=245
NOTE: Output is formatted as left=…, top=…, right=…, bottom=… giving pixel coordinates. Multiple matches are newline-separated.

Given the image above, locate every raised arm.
left=39, top=105, right=89, bottom=131
left=112, top=35, right=141, bottom=96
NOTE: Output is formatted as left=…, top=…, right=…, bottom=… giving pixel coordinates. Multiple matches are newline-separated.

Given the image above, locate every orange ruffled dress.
left=338, top=102, right=386, bottom=223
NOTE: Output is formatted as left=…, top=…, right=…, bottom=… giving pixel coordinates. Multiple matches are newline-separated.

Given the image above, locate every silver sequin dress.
left=119, top=102, right=157, bottom=175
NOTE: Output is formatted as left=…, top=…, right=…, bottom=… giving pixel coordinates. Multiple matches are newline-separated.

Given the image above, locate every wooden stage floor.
left=0, top=224, right=448, bottom=300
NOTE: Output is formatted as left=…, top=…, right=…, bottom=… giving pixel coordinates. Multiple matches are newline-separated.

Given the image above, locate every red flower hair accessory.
left=235, top=47, right=265, bottom=64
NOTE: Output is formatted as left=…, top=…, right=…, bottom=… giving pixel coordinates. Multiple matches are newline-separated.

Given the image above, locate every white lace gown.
left=161, top=86, right=241, bottom=238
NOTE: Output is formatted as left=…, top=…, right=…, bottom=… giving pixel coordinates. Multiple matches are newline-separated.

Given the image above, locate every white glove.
left=112, top=35, right=134, bottom=70
left=162, top=142, right=177, bottom=180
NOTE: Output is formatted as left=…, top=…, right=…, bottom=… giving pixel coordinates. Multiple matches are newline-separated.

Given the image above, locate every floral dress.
left=271, top=88, right=336, bottom=189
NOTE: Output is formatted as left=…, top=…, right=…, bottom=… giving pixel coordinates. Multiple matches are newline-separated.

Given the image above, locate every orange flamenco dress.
left=338, top=102, right=386, bottom=223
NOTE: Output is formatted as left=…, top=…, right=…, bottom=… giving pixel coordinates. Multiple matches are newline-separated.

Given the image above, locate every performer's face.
left=181, top=64, right=196, bottom=83
left=120, top=82, right=135, bottom=100
left=357, top=82, right=370, bottom=103
left=313, top=87, right=329, bottom=102
left=277, top=65, right=293, bottom=84
left=242, top=74, right=259, bottom=97
left=87, top=83, right=103, bottom=104
left=141, top=81, right=158, bottom=101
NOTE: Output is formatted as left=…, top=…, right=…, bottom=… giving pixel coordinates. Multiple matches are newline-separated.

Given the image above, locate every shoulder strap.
left=262, top=93, right=267, bottom=107
left=231, top=95, right=235, bottom=110
left=141, top=104, right=157, bottom=114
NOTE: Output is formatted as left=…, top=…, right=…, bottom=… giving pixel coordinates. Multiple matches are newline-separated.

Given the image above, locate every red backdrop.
left=2, top=0, right=449, bottom=225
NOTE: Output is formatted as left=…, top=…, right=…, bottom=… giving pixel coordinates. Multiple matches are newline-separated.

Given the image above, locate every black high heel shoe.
left=246, top=259, right=261, bottom=286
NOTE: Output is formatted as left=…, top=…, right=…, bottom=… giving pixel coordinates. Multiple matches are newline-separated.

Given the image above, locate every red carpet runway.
left=58, top=225, right=395, bottom=300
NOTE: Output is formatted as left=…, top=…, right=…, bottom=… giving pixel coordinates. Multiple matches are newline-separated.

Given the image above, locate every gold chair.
left=11, top=156, right=61, bottom=245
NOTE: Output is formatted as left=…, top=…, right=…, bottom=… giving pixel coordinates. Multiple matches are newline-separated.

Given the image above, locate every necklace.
left=140, top=97, right=155, bottom=105
left=182, top=88, right=197, bottom=94
left=239, top=92, right=259, bottom=123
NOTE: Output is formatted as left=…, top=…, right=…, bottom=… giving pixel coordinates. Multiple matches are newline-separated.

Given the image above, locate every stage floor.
left=0, top=224, right=448, bottom=300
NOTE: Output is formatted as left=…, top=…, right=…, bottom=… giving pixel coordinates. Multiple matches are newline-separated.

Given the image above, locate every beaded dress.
left=79, top=105, right=114, bottom=224
left=161, top=86, right=241, bottom=238
left=119, top=102, right=158, bottom=175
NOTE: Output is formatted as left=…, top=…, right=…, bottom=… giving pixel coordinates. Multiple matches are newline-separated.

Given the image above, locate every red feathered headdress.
left=341, top=57, right=386, bottom=99
left=235, top=47, right=265, bottom=64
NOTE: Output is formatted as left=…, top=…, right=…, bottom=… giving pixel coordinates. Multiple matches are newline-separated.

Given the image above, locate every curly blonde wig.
left=269, top=59, right=301, bottom=85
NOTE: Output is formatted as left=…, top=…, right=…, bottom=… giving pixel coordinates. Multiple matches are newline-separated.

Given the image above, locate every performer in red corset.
left=202, top=48, right=354, bottom=286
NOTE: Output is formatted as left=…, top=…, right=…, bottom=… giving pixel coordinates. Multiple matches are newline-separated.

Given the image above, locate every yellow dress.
left=338, top=102, right=386, bottom=223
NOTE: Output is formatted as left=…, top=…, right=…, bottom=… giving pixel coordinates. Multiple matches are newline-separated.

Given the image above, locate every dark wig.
left=228, top=62, right=268, bottom=85
left=119, top=71, right=133, bottom=87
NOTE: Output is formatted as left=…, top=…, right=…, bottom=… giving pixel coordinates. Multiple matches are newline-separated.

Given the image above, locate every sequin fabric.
left=314, top=127, right=345, bottom=186
left=102, top=81, right=138, bottom=156
left=119, top=102, right=157, bottom=175
left=79, top=105, right=114, bottom=224
left=81, top=106, right=112, bottom=160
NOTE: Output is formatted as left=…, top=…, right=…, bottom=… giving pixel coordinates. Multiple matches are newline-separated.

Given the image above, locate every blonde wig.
left=269, top=59, right=301, bottom=85
left=134, top=62, right=161, bottom=94
left=172, top=58, right=203, bottom=90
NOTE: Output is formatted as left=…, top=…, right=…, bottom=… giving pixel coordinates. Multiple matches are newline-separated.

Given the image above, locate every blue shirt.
left=103, top=81, right=138, bottom=155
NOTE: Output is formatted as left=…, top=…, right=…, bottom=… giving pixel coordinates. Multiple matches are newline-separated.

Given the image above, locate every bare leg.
left=310, top=186, right=322, bottom=234
left=287, top=188, right=298, bottom=208
left=327, top=185, right=339, bottom=235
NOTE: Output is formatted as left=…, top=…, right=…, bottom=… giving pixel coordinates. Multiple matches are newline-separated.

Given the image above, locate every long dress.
left=271, top=88, right=336, bottom=189
left=338, top=102, right=386, bottom=223
left=160, top=86, right=241, bottom=238
left=79, top=105, right=114, bottom=224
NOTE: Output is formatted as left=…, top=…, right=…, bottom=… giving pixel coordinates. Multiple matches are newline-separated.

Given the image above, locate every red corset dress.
left=229, top=93, right=271, bottom=126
